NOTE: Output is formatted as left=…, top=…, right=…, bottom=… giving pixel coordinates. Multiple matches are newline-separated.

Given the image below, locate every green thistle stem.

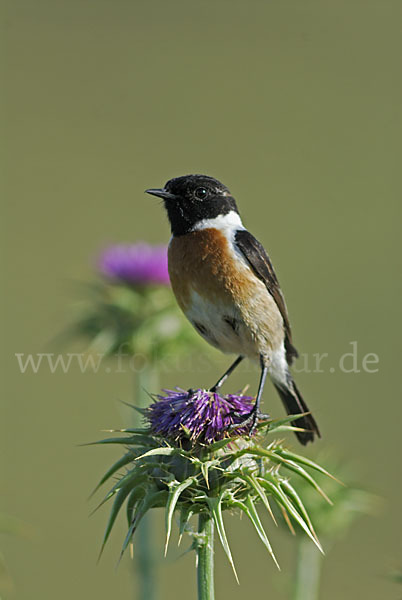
left=293, top=538, right=323, bottom=600
left=197, top=513, right=215, bottom=600
left=134, top=363, right=159, bottom=600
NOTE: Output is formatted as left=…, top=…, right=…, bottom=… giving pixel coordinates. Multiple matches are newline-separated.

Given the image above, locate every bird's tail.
left=273, top=376, right=320, bottom=445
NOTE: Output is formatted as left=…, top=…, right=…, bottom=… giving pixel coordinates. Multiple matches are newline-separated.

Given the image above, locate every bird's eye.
left=194, top=186, right=208, bottom=200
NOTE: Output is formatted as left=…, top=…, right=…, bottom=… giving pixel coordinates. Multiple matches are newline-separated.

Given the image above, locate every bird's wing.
left=234, top=229, right=298, bottom=364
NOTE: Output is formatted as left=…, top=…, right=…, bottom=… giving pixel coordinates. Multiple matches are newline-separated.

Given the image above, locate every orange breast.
left=168, top=228, right=250, bottom=312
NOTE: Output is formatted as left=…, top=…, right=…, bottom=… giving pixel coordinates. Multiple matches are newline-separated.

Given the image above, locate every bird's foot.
left=188, top=388, right=219, bottom=395
left=229, top=407, right=270, bottom=436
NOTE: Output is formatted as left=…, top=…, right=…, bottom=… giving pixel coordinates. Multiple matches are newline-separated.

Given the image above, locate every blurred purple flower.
left=98, top=243, right=170, bottom=286
left=147, top=388, right=256, bottom=445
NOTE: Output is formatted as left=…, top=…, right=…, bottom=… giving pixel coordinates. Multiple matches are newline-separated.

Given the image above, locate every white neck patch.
left=192, top=211, right=244, bottom=238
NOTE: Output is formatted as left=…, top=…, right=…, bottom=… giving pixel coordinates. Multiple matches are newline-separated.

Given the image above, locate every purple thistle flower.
left=97, top=243, right=170, bottom=286
left=146, top=388, right=256, bottom=445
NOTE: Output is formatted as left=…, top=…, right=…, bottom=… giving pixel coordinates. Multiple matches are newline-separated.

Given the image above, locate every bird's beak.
left=145, top=188, right=177, bottom=201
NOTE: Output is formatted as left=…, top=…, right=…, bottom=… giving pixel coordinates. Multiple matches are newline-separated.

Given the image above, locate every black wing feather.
left=235, top=229, right=298, bottom=365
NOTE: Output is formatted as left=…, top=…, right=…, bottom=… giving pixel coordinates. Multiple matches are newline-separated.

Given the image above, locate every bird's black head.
left=146, top=174, right=239, bottom=236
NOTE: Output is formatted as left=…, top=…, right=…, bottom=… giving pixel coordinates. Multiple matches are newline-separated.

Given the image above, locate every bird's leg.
left=210, top=356, right=244, bottom=393
left=187, top=356, right=243, bottom=396
left=230, top=356, right=270, bottom=435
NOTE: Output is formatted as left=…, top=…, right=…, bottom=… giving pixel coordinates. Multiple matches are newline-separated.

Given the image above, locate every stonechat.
left=146, top=175, right=320, bottom=444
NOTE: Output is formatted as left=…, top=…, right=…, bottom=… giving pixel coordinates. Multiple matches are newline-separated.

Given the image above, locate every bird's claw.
left=229, top=409, right=270, bottom=436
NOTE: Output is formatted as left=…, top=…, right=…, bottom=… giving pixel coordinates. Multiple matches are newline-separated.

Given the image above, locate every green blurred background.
left=2, top=0, right=401, bottom=598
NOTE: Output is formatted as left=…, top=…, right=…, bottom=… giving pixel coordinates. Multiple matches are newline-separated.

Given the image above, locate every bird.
left=146, top=175, right=320, bottom=444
